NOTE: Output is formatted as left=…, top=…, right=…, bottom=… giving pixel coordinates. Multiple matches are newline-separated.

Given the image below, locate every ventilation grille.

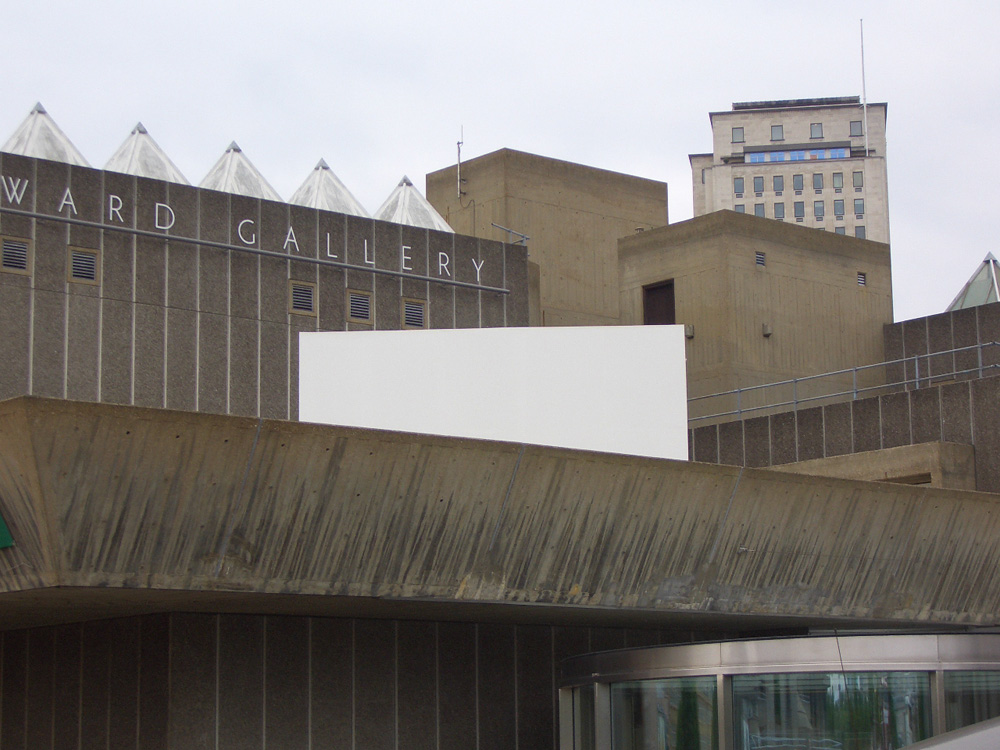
left=70, top=250, right=97, bottom=281
left=290, top=283, right=315, bottom=314
left=858, top=272, right=867, bottom=287
left=348, top=291, right=372, bottom=321
left=403, top=300, right=426, bottom=328
left=755, top=251, right=766, bottom=267
left=2, top=238, right=29, bottom=271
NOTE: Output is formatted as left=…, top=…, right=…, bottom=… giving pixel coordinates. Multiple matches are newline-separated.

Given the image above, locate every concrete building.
left=427, top=148, right=668, bottom=326
left=618, top=210, right=893, bottom=411
left=690, top=96, right=890, bottom=243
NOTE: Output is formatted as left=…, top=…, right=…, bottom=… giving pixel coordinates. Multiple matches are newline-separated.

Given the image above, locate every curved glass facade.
left=560, top=635, right=1000, bottom=750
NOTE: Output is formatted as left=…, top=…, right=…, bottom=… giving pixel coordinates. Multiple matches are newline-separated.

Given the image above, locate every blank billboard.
left=299, top=325, right=687, bottom=460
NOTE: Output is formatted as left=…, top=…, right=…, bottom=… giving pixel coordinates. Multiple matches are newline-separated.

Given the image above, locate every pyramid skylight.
left=199, top=142, right=282, bottom=201
left=105, top=123, right=189, bottom=184
left=947, top=253, right=1000, bottom=311
left=374, top=176, right=453, bottom=233
left=290, top=159, right=369, bottom=217
left=1, top=103, right=90, bottom=166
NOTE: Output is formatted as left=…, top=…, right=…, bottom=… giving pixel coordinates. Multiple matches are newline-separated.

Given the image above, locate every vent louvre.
left=755, top=251, right=766, bottom=267
left=290, top=283, right=315, bottom=313
left=858, top=272, right=867, bottom=287
left=349, top=291, right=371, bottom=321
left=403, top=300, right=426, bottom=328
left=70, top=250, right=97, bottom=281
left=2, top=239, right=29, bottom=271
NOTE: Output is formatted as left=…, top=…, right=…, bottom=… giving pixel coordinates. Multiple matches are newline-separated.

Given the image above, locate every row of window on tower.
left=735, top=172, right=864, bottom=196
left=732, top=121, right=864, bottom=143
left=734, top=203, right=866, bottom=237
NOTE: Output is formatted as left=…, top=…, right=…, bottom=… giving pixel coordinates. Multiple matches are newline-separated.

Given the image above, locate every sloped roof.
left=289, top=159, right=369, bottom=217
left=374, top=175, right=453, bottom=232
left=198, top=141, right=282, bottom=201
left=1, top=102, right=90, bottom=166
left=947, top=253, right=1000, bottom=311
left=104, top=122, right=189, bottom=184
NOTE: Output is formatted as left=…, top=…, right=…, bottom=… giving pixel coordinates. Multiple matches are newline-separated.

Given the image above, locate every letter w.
left=2, top=176, right=28, bottom=205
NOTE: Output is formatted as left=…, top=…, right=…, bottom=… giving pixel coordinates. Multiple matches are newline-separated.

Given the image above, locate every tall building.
left=690, top=96, right=889, bottom=243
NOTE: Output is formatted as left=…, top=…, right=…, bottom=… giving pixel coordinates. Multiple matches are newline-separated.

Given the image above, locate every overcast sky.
left=2, top=0, right=996, bottom=321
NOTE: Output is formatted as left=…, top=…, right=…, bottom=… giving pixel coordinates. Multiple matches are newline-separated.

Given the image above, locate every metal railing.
left=689, top=341, right=1000, bottom=424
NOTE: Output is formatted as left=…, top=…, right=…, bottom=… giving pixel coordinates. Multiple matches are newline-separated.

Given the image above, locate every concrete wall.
left=0, top=153, right=529, bottom=421
left=693, top=101, right=890, bottom=243
left=619, top=211, right=893, bottom=406
left=0, top=613, right=696, bottom=750
left=690, top=374, right=1000, bottom=493
left=426, top=149, right=667, bottom=326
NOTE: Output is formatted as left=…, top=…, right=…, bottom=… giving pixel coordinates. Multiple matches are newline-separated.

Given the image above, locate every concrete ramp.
left=0, top=397, right=999, bottom=629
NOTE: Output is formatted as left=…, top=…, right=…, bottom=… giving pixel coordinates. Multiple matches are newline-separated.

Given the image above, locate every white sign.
left=299, top=325, right=688, bottom=460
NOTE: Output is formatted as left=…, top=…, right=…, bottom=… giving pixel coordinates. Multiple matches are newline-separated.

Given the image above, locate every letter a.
left=58, top=187, right=77, bottom=215
left=283, top=226, right=300, bottom=253
left=2, top=176, right=28, bottom=205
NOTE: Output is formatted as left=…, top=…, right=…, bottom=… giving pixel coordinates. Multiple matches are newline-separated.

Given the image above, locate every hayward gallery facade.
left=3, top=146, right=1000, bottom=750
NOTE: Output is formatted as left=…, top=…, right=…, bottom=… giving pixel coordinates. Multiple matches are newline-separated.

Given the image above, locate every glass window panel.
left=748, top=152, right=765, bottom=163
left=855, top=199, right=865, bottom=215
left=771, top=124, right=784, bottom=140
left=814, top=201, right=825, bottom=218
left=793, top=174, right=804, bottom=191
left=944, top=671, right=1000, bottom=731
left=833, top=172, right=844, bottom=189
left=769, top=151, right=785, bottom=162
left=811, top=122, right=823, bottom=138
left=773, top=175, right=784, bottom=192
left=753, top=176, right=764, bottom=193
left=794, top=202, right=804, bottom=218
left=754, top=203, right=765, bottom=217
left=774, top=203, right=785, bottom=219
left=813, top=174, right=824, bottom=190
left=856, top=226, right=866, bottom=239
left=853, top=171, right=864, bottom=188
left=573, top=685, right=596, bottom=750
left=834, top=199, right=845, bottom=216
left=732, top=127, right=745, bottom=143
left=835, top=226, right=846, bottom=235
left=612, top=677, right=718, bottom=750
left=851, top=120, right=864, bottom=136
left=734, top=177, right=744, bottom=194
left=791, top=150, right=806, bottom=161
left=732, top=672, right=931, bottom=750
left=735, top=205, right=745, bottom=213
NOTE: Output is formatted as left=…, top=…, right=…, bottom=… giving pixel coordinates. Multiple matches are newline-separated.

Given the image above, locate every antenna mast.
left=861, top=19, right=869, bottom=156
left=456, top=126, right=464, bottom=198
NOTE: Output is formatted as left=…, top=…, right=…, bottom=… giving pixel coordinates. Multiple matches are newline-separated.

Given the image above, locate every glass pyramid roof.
left=374, top=176, right=453, bottom=233
left=947, top=253, right=1000, bottom=311
left=104, top=122, right=189, bottom=184
left=199, top=142, right=282, bottom=202
left=289, top=159, right=369, bottom=217
left=1, top=102, right=90, bottom=166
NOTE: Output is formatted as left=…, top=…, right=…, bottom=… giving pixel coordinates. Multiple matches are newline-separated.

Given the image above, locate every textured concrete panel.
left=100, top=298, right=132, bottom=404
left=36, top=160, right=69, bottom=219
left=375, top=273, right=401, bottom=330
left=317, top=211, right=346, bottom=267
left=397, top=621, right=437, bottom=750
left=259, top=321, right=288, bottom=420
left=910, top=388, right=942, bottom=445
left=883, top=322, right=905, bottom=385
left=317, top=265, right=346, bottom=331
left=68, top=166, right=102, bottom=249
left=229, top=250, right=259, bottom=320
left=261, top=200, right=290, bottom=254
left=355, top=619, right=395, bottom=750
left=693, top=424, right=719, bottom=463
left=401, top=226, right=429, bottom=277
left=0, top=282, right=31, bottom=399
left=952, top=307, right=980, bottom=379
left=852, top=397, right=881, bottom=453
left=454, top=287, right=480, bottom=328
left=198, top=246, right=228, bottom=316
left=743, top=415, right=771, bottom=467
left=902, top=317, right=928, bottom=385
left=288, top=205, right=318, bottom=259
left=979, top=303, right=1000, bottom=369
left=345, top=216, right=375, bottom=268
left=880, top=392, right=911, bottom=449
left=480, top=623, right=517, bottom=750
left=481, top=290, right=505, bottom=327
left=166, top=242, right=198, bottom=311
left=168, top=614, right=216, bottom=750
left=66, top=293, right=100, bottom=402
left=941, top=382, right=973, bottom=445
left=310, top=618, right=354, bottom=749
left=717, top=419, right=745, bottom=466
left=134, top=237, right=167, bottom=306
left=102, top=171, right=135, bottom=230
left=229, top=316, right=259, bottom=417
left=505, top=244, right=530, bottom=328
left=165, top=307, right=198, bottom=412
left=107, top=618, right=140, bottom=750
left=101, top=226, right=134, bottom=303
left=770, top=411, right=797, bottom=465
left=165, top=183, right=199, bottom=239
left=199, top=190, right=229, bottom=245
left=134, top=303, right=165, bottom=408
left=265, top=616, right=310, bottom=749
left=518, top=625, right=554, bottom=750
left=927, top=312, right=955, bottom=380
left=0, top=153, right=36, bottom=211
left=218, top=614, right=264, bottom=750
left=80, top=620, right=111, bottom=750
left=971, top=377, right=1000, bottom=493
left=429, top=282, right=455, bottom=329
left=454, top=234, right=479, bottom=285
left=823, top=401, right=852, bottom=457
left=136, top=177, right=168, bottom=234
left=796, top=406, right=824, bottom=462
left=32, top=288, right=65, bottom=398
left=439, top=622, right=477, bottom=750
left=374, top=220, right=401, bottom=271
left=198, top=312, right=228, bottom=414
left=33, top=218, right=67, bottom=293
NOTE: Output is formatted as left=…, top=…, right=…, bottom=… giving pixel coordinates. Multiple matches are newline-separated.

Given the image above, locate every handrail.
left=688, top=341, right=1000, bottom=424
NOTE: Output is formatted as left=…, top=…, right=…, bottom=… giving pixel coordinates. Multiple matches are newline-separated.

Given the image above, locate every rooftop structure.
left=289, top=158, right=369, bottom=217
left=691, top=96, right=890, bottom=243
left=104, top=122, right=190, bottom=184
left=198, top=141, right=283, bottom=201
left=948, top=252, right=1000, bottom=310
left=1, top=102, right=90, bottom=167
left=374, top=175, right=453, bottom=232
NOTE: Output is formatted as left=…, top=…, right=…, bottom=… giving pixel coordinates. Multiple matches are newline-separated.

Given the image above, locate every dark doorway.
left=643, top=280, right=675, bottom=325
